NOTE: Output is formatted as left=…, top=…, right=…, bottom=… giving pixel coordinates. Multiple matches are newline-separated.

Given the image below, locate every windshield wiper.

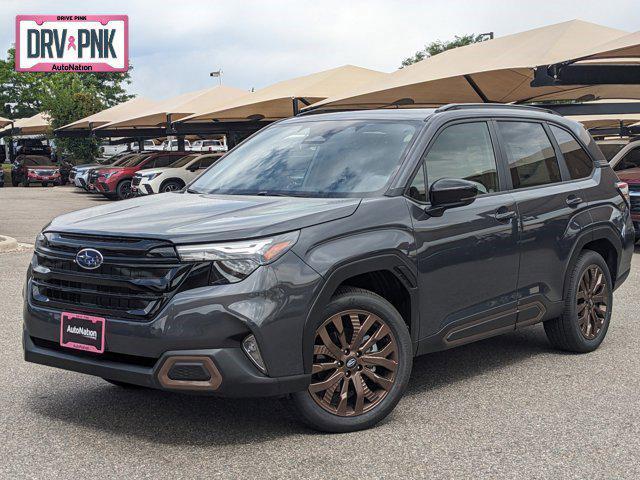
left=255, top=191, right=292, bottom=197
left=186, top=188, right=202, bottom=194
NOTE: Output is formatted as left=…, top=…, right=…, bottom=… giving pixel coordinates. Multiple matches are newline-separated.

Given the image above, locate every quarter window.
left=550, top=125, right=593, bottom=179
left=423, top=122, right=499, bottom=194
left=498, top=121, right=561, bottom=189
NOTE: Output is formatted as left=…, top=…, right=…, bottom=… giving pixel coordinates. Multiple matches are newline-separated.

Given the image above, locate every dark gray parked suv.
left=23, top=105, right=634, bottom=432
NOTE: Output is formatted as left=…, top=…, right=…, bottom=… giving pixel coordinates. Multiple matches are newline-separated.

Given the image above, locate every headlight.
left=141, top=172, right=161, bottom=180
left=176, top=231, right=299, bottom=283
left=101, top=171, right=118, bottom=179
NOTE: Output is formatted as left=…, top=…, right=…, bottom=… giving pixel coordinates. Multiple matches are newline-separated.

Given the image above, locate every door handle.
left=566, top=195, right=583, bottom=207
left=494, top=207, right=516, bottom=222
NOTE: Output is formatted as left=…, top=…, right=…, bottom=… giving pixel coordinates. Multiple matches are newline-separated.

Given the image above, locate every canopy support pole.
left=464, top=74, right=491, bottom=103
left=177, top=136, right=185, bottom=151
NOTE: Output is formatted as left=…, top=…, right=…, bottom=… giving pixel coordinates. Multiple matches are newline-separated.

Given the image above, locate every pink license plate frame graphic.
left=15, top=15, right=129, bottom=72
left=60, top=312, right=106, bottom=354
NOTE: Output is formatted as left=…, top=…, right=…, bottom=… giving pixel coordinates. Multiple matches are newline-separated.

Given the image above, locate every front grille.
left=30, top=232, right=201, bottom=322
left=630, top=195, right=640, bottom=213
left=628, top=184, right=640, bottom=193
left=88, top=170, right=99, bottom=186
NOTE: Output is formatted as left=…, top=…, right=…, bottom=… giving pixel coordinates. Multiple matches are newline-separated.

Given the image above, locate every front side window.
left=550, top=125, right=593, bottom=179
left=613, top=146, right=640, bottom=172
left=424, top=122, right=499, bottom=194
left=189, top=119, right=420, bottom=197
left=498, top=121, right=561, bottom=189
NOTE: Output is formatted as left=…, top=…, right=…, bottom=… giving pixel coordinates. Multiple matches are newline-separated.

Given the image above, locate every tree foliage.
left=0, top=46, right=134, bottom=162
left=400, top=34, right=490, bottom=68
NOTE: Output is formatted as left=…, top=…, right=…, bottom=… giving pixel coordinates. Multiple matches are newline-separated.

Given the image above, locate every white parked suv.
left=191, top=139, right=227, bottom=153
left=132, top=153, right=222, bottom=195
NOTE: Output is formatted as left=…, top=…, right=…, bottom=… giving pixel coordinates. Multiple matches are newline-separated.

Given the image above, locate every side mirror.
left=187, top=164, right=199, bottom=172
left=428, top=178, right=478, bottom=212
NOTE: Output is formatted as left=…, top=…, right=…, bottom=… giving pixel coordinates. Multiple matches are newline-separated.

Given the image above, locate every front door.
left=407, top=120, right=520, bottom=350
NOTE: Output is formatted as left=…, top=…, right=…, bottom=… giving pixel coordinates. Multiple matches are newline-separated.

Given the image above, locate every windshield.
left=121, top=154, right=151, bottom=167
left=20, top=155, right=54, bottom=166
left=169, top=155, right=198, bottom=168
left=189, top=119, right=420, bottom=197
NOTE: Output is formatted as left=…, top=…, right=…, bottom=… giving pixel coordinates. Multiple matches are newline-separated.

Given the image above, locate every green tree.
left=40, top=75, right=104, bottom=162
left=0, top=47, right=133, bottom=118
left=0, top=46, right=134, bottom=162
left=400, top=33, right=491, bottom=68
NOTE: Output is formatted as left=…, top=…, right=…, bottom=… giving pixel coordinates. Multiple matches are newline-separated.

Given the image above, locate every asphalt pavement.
left=1, top=185, right=639, bottom=479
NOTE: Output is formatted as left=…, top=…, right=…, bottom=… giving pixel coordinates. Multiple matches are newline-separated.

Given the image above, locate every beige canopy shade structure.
left=4, top=112, right=51, bottom=135
left=178, top=65, right=387, bottom=123
left=57, top=97, right=157, bottom=132
left=0, top=116, right=11, bottom=129
left=568, top=101, right=640, bottom=129
left=307, top=20, right=640, bottom=112
left=98, top=85, right=247, bottom=131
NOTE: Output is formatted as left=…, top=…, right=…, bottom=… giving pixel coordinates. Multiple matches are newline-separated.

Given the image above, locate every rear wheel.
left=544, top=250, right=612, bottom=353
left=290, top=287, right=412, bottom=432
left=116, top=179, right=133, bottom=200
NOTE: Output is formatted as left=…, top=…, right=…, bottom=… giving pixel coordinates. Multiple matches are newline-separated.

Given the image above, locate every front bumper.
left=23, top=332, right=309, bottom=396
left=23, top=250, right=322, bottom=396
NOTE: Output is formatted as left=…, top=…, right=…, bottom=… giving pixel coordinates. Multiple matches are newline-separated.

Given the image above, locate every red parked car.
left=94, top=152, right=189, bottom=200
left=11, top=155, right=61, bottom=187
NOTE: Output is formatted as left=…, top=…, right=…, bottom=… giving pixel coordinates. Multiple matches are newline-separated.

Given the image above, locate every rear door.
left=409, top=120, right=520, bottom=348
left=494, top=120, right=593, bottom=325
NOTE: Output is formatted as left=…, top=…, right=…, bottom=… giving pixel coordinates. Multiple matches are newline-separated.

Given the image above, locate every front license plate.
left=60, top=312, right=105, bottom=354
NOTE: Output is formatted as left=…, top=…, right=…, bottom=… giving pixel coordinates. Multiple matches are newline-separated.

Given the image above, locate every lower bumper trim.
left=23, top=332, right=311, bottom=397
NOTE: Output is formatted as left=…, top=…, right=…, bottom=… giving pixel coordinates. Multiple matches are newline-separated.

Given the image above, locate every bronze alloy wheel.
left=577, top=264, right=609, bottom=340
left=309, top=309, right=399, bottom=417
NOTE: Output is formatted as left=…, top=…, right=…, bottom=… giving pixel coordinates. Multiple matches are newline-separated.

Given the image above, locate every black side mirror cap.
left=427, top=178, right=479, bottom=215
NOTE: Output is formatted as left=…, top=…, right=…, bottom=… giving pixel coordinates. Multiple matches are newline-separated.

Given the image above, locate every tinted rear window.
left=498, top=121, right=561, bottom=189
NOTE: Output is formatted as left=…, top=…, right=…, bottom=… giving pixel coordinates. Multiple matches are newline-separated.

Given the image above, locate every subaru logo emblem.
left=76, top=248, right=104, bottom=270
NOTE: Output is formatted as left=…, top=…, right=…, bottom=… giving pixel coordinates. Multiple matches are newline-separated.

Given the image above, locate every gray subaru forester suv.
left=24, top=104, right=634, bottom=432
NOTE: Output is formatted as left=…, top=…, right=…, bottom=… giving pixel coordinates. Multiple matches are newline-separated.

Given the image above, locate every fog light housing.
left=242, top=334, right=267, bottom=373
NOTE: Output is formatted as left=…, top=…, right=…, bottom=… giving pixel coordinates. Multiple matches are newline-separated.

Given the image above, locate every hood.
left=74, top=163, right=102, bottom=171
left=616, top=168, right=640, bottom=183
left=46, top=192, right=361, bottom=244
left=135, top=168, right=168, bottom=177
left=25, top=165, right=59, bottom=171
left=96, top=167, right=124, bottom=175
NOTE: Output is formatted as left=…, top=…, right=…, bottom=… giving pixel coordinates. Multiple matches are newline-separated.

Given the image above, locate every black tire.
left=289, top=287, right=412, bottom=432
left=160, top=179, right=184, bottom=193
left=103, top=378, right=147, bottom=389
left=115, top=179, right=133, bottom=200
left=11, top=176, right=18, bottom=187
left=42, top=182, right=48, bottom=187
left=21, top=179, right=29, bottom=187
left=544, top=250, right=613, bottom=353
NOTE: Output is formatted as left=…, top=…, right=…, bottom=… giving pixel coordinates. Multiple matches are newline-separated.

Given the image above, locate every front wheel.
left=115, top=179, right=133, bottom=200
left=289, top=287, right=412, bottom=432
left=544, top=250, right=613, bottom=353
left=160, top=180, right=183, bottom=193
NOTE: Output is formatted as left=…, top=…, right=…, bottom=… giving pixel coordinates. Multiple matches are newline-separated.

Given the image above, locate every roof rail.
left=434, top=103, right=559, bottom=115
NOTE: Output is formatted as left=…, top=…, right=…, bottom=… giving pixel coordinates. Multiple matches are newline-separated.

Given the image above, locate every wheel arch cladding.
left=302, top=254, right=419, bottom=374
left=563, top=226, right=621, bottom=299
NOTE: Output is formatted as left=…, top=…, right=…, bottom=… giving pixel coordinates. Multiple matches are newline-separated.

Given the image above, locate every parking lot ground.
left=0, top=184, right=109, bottom=243
left=1, top=186, right=640, bottom=479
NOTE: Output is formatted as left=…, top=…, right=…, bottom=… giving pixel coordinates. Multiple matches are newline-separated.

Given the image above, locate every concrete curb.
left=0, top=234, right=19, bottom=252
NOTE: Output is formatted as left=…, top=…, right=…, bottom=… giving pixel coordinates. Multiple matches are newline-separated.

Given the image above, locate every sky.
left=1, top=0, right=638, bottom=101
